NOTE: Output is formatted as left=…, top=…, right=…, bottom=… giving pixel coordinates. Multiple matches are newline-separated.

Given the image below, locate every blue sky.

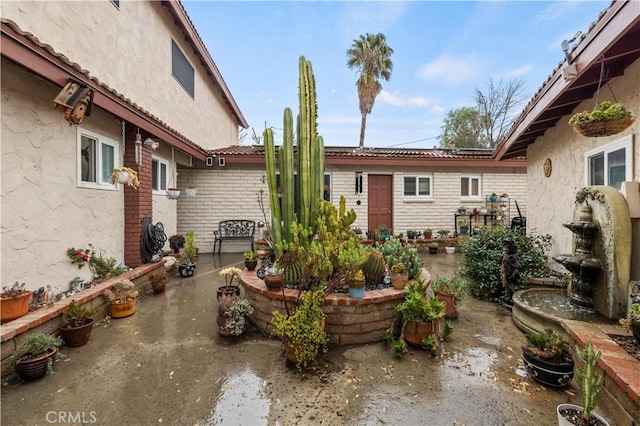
left=182, top=1, right=609, bottom=148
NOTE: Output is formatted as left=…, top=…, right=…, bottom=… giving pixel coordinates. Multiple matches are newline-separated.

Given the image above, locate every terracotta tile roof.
left=208, top=144, right=503, bottom=160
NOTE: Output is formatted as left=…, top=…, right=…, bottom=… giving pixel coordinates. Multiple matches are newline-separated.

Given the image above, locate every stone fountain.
left=512, top=186, right=632, bottom=339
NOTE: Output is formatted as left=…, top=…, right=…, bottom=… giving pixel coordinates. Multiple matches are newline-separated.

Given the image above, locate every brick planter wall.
left=240, top=268, right=431, bottom=345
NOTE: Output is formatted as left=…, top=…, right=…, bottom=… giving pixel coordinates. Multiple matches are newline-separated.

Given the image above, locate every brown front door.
left=368, top=174, right=392, bottom=236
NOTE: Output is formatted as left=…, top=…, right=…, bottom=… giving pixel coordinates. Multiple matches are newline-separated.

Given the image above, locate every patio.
left=1, top=251, right=636, bottom=425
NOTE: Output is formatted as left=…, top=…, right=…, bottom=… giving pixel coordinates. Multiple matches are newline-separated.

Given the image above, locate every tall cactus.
left=264, top=55, right=325, bottom=255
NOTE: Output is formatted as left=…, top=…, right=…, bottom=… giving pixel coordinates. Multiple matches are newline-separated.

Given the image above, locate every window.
left=461, top=175, right=481, bottom=198
left=584, top=135, right=632, bottom=190
left=171, top=39, right=194, bottom=98
left=404, top=176, right=432, bottom=197
left=152, top=158, right=169, bottom=191
left=78, top=128, right=118, bottom=189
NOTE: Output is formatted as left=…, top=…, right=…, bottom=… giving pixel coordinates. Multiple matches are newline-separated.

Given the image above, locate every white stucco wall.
left=1, top=0, right=239, bottom=148
left=1, top=61, right=125, bottom=290
left=176, top=162, right=527, bottom=253
left=526, top=58, right=639, bottom=278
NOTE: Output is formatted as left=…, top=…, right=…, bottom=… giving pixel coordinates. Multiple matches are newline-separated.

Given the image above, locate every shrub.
left=378, top=237, right=422, bottom=280
left=460, top=226, right=551, bottom=301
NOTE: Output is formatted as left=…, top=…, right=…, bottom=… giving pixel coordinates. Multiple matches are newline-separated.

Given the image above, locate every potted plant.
left=104, top=279, right=139, bottom=318
left=271, top=289, right=328, bottom=373
left=568, top=101, right=634, bottom=138
left=108, top=166, right=140, bottom=189
left=242, top=251, right=258, bottom=271
left=217, top=297, right=254, bottom=337
left=459, top=218, right=470, bottom=235
left=423, top=228, right=433, bottom=239
left=437, top=229, right=450, bottom=239
left=557, top=342, right=609, bottom=425
left=389, top=262, right=408, bottom=290
left=445, top=241, right=456, bottom=254
left=168, top=234, right=185, bottom=254
left=375, top=224, right=391, bottom=242
left=149, top=271, right=168, bottom=295
left=394, top=279, right=452, bottom=352
left=185, top=184, right=197, bottom=197
left=521, top=328, right=574, bottom=388
left=430, top=275, right=469, bottom=320
left=1, top=282, right=33, bottom=322
left=406, top=229, right=419, bottom=240
left=490, top=193, right=499, bottom=202
left=59, top=300, right=97, bottom=347
left=179, top=231, right=197, bottom=277
left=348, top=269, right=366, bottom=299
left=428, top=242, right=439, bottom=254
left=255, top=244, right=274, bottom=262
left=217, top=266, right=242, bottom=311
left=12, top=333, right=63, bottom=381
left=263, top=265, right=284, bottom=291
left=166, top=188, right=181, bottom=200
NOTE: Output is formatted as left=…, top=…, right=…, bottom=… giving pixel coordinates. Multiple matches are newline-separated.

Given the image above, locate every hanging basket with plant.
left=108, top=167, right=140, bottom=189
left=568, top=101, right=634, bottom=137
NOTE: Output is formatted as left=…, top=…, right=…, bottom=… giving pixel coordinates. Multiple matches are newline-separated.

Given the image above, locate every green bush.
left=460, top=226, right=551, bottom=301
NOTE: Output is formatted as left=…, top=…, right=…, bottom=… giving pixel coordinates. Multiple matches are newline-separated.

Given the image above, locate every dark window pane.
left=589, top=154, right=604, bottom=185
left=171, top=40, right=194, bottom=98
left=152, top=160, right=159, bottom=191
left=418, top=178, right=430, bottom=196
left=404, top=177, right=416, bottom=196
left=461, top=177, right=469, bottom=196
left=471, top=178, right=479, bottom=196
left=608, top=148, right=625, bottom=190
left=81, top=135, right=96, bottom=183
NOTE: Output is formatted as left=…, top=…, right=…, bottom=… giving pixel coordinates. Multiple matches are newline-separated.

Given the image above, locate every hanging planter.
left=185, top=185, right=197, bottom=197
left=166, top=188, right=181, bottom=200
left=569, top=101, right=634, bottom=137
left=108, top=167, right=140, bottom=189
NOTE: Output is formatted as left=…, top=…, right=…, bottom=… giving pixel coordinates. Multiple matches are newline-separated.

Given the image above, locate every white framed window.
left=152, top=157, right=169, bottom=192
left=77, top=128, right=119, bottom=190
left=461, top=175, right=481, bottom=198
left=171, top=39, right=194, bottom=98
left=404, top=175, right=432, bottom=197
left=584, top=135, right=633, bottom=190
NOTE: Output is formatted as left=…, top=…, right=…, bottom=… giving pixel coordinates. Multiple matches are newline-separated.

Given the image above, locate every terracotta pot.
left=264, top=275, right=283, bottom=291
left=403, top=320, right=438, bottom=347
left=1, top=291, right=33, bottom=322
left=110, top=299, right=136, bottom=318
left=60, top=318, right=94, bottom=347
left=390, top=272, right=408, bottom=290
left=435, top=291, right=459, bottom=320
left=152, top=286, right=166, bottom=295
left=14, top=347, right=58, bottom=381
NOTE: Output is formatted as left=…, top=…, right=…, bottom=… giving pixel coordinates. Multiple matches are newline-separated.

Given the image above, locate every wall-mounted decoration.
left=53, top=79, right=93, bottom=126
left=543, top=158, right=552, bottom=178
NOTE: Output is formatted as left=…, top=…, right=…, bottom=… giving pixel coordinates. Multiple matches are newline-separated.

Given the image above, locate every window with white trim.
left=404, top=175, right=432, bottom=197
left=78, top=128, right=118, bottom=189
left=461, top=175, right=481, bottom=198
left=584, top=135, right=632, bottom=190
left=152, top=158, right=169, bottom=192
left=171, top=39, right=194, bottom=98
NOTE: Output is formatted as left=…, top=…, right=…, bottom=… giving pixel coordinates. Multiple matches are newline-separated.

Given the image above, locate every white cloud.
left=532, top=1, right=580, bottom=25
left=417, top=55, right=485, bottom=85
left=497, top=65, right=534, bottom=79
left=378, top=90, right=428, bottom=108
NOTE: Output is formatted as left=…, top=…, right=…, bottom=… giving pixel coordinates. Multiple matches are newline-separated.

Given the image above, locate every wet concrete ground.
left=1, top=252, right=612, bottom=425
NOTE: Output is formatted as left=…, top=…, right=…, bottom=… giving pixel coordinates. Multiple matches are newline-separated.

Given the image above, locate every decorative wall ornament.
left=543, top=158, right=552, bottom=178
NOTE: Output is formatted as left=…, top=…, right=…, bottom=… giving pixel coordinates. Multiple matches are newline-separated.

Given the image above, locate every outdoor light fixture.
left=134, top=131, right=143, bottom=165
left=561, top=31, right=582, bottom=81
left=355, top=171, right=363, bottom=194
left=144, top=137, right=159, bottom=150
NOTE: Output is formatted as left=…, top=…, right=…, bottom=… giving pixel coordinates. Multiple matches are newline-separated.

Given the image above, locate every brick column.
left=123, top=126, right=152, bottom=267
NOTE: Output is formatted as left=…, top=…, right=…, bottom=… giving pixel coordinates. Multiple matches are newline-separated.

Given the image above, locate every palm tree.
left=346, top=33, right=394, bottom=148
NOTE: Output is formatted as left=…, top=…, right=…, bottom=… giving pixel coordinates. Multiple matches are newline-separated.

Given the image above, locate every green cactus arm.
left=264, top=128, right=283, bottom=256
left=280, top=107, right=295, bottom=241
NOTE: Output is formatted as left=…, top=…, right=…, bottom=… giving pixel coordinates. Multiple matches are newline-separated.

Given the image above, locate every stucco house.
left=177, top=145, right=527, bottom=253
left=495, top=0, right=639, bottom=280
left=1, top=0, right=247, bottom=290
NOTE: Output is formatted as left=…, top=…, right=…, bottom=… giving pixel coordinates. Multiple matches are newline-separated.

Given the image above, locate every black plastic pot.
left=522, top=347, right=574, bottom=388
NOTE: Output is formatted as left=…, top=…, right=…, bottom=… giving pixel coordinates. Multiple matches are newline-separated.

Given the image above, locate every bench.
left=213, top=220, right=256, bottom=254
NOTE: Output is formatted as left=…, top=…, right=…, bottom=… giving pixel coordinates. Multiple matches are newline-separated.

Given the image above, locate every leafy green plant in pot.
left=179, top=231, right=198, bottom=277
left=394, top=279, right=453, bottom=354
left=59, top=300, right=97, bottom=347
left=104, top=279, right=139, bottom=318
left=242, top=251, right=258, bottom=271
left=263, top=265, right=285, bottom=291
left=557, top=342, right=609, bottom=426
left=271, top=288, right=328, bottom=374
left=430, top=275, right=469, bottom=320
left=389, top=262, right=408, bottom=290
left=12, top=333, right=63, bottom=381
left=428, top=242, right=439, bottom=254
left=218, top=297, right=254, bottom=337
left=569, top=101, right=634, bottom=138
left=522, top=328, right=574, bottom=389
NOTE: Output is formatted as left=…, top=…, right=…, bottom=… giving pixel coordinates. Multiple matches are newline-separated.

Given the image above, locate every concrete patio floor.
left=0, top=252, right=623, bottom=425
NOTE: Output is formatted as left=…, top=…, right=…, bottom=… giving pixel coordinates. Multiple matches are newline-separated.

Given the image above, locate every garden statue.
left=500, top=238, right=521, bottom=309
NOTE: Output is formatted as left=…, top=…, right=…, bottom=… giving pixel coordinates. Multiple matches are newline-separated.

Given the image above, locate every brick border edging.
left=239, top=269, right=430, bottom=345
left=0, top=262, right=165, bottom=343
